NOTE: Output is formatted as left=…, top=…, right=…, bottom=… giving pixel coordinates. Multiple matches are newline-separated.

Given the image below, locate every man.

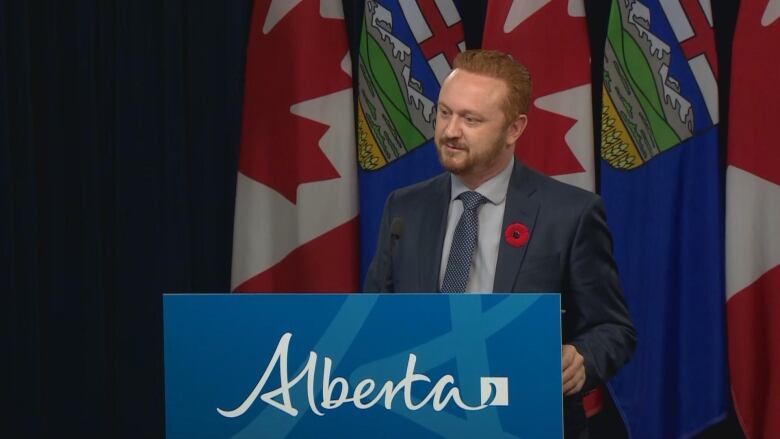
left=364, top=50, right=636, bottom=438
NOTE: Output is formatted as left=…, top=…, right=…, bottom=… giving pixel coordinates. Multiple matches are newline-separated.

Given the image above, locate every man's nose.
left=442, top=116, right=462, bottom=138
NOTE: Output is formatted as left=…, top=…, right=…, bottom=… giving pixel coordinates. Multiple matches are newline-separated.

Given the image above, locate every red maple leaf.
left=238, top=0, right=353, bottom=203
left=516, top=105, right=582, bottom=174
left=483, top=0, right=590, bottom=176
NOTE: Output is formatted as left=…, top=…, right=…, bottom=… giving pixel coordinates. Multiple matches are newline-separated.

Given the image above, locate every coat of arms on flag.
left=601, top=0, right=717, bottom=170
left=357, top=0, right=464, bottom=171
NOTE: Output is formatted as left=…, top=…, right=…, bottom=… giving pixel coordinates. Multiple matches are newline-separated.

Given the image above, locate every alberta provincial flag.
left=231, top=0, right=358, bottom=292
left=357, top=0, right=465, bottom=279
left=600, top=1, right=728, bottom=438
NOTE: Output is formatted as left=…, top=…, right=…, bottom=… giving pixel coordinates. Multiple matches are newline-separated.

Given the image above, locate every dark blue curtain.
left=0, top=0, right=743, bottom=437
left=1, top=0, right=252, bottom=436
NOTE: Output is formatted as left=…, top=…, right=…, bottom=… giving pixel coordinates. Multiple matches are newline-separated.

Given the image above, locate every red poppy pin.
left=505, top=222, right=529, bottom=248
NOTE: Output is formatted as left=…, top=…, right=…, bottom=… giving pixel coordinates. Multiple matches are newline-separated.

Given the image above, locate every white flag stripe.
left=504, top=0, right=551, bottom=33
left=340, top=52, right=352, bottom=76
left=725, top=165, right=780, bottom=300
left=551, top=171, right=593, bottom=191
left=660, top=0, right=694, bottom=42
left=568, top=0, right=586, bottom=18
left=231, top=88, right=357, bottom=289
left=763, top=0, right=780, bottom=26
left=688, top=54, right=719, bottom=124
left=434, top=0, right=461, bottom=27
left=399, top=0, right=432, bottom=43
left=320, top=0, right=344, bottom=19
left=533, top=83, right=595, bottom=192
left=428, top=53, right=453, bottom=85
left=264, top=0, right=303, bottom=34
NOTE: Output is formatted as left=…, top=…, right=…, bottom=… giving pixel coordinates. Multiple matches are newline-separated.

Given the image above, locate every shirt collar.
left=450, top=156, right=514, bottom=205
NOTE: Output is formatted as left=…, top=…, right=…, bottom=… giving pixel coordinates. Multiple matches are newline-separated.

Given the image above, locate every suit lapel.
left=493, top=162, right=540, bottom=292
left=418, top=175, right=451, bottom=291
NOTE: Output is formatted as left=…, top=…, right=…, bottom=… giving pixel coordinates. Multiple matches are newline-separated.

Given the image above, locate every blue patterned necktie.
left=441, top=191, right=489, bottom=293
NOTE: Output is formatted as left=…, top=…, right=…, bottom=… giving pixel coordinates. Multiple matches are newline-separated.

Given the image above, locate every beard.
left=436, top=134, right=507, bottom=177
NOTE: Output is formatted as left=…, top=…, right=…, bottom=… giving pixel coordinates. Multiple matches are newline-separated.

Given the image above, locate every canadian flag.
left=231, top=0, right=359, bottom=292
left=726, top=1, right=780, bottom=438
left=481, top=0, right=594, bottom=192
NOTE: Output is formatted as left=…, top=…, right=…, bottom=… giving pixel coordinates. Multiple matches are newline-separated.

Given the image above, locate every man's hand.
left=562, top=344, right=585, bottom=396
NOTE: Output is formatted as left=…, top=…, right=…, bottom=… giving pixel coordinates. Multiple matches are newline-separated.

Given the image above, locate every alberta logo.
left=216, top=332, right=509, bottom=418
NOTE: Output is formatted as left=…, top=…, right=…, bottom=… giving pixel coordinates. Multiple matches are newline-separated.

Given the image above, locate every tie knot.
left=458, top=191, right=488, bottom=211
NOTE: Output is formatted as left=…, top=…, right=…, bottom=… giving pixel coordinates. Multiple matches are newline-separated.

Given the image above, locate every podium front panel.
left=163, top=293, right=562, bottom=438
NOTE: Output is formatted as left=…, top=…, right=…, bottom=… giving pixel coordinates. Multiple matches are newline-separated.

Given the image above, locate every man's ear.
left=505, top=114, right=528, bottom=145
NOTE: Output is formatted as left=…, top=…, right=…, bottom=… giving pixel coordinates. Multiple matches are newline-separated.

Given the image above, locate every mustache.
left=438, top=136, right=466, bottom=148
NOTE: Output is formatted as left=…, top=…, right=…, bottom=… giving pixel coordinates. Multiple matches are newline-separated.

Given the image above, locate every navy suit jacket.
left=364, top=161, right=636, bottom=437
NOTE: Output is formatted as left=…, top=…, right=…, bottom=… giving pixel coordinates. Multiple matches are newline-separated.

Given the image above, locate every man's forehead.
left=439, top=69, right=507, bottom=102
left=447, top=67, right=503, bottom=81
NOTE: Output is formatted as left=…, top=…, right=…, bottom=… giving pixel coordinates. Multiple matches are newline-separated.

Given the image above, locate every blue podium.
left=163, top=293, right=563, bottom=438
